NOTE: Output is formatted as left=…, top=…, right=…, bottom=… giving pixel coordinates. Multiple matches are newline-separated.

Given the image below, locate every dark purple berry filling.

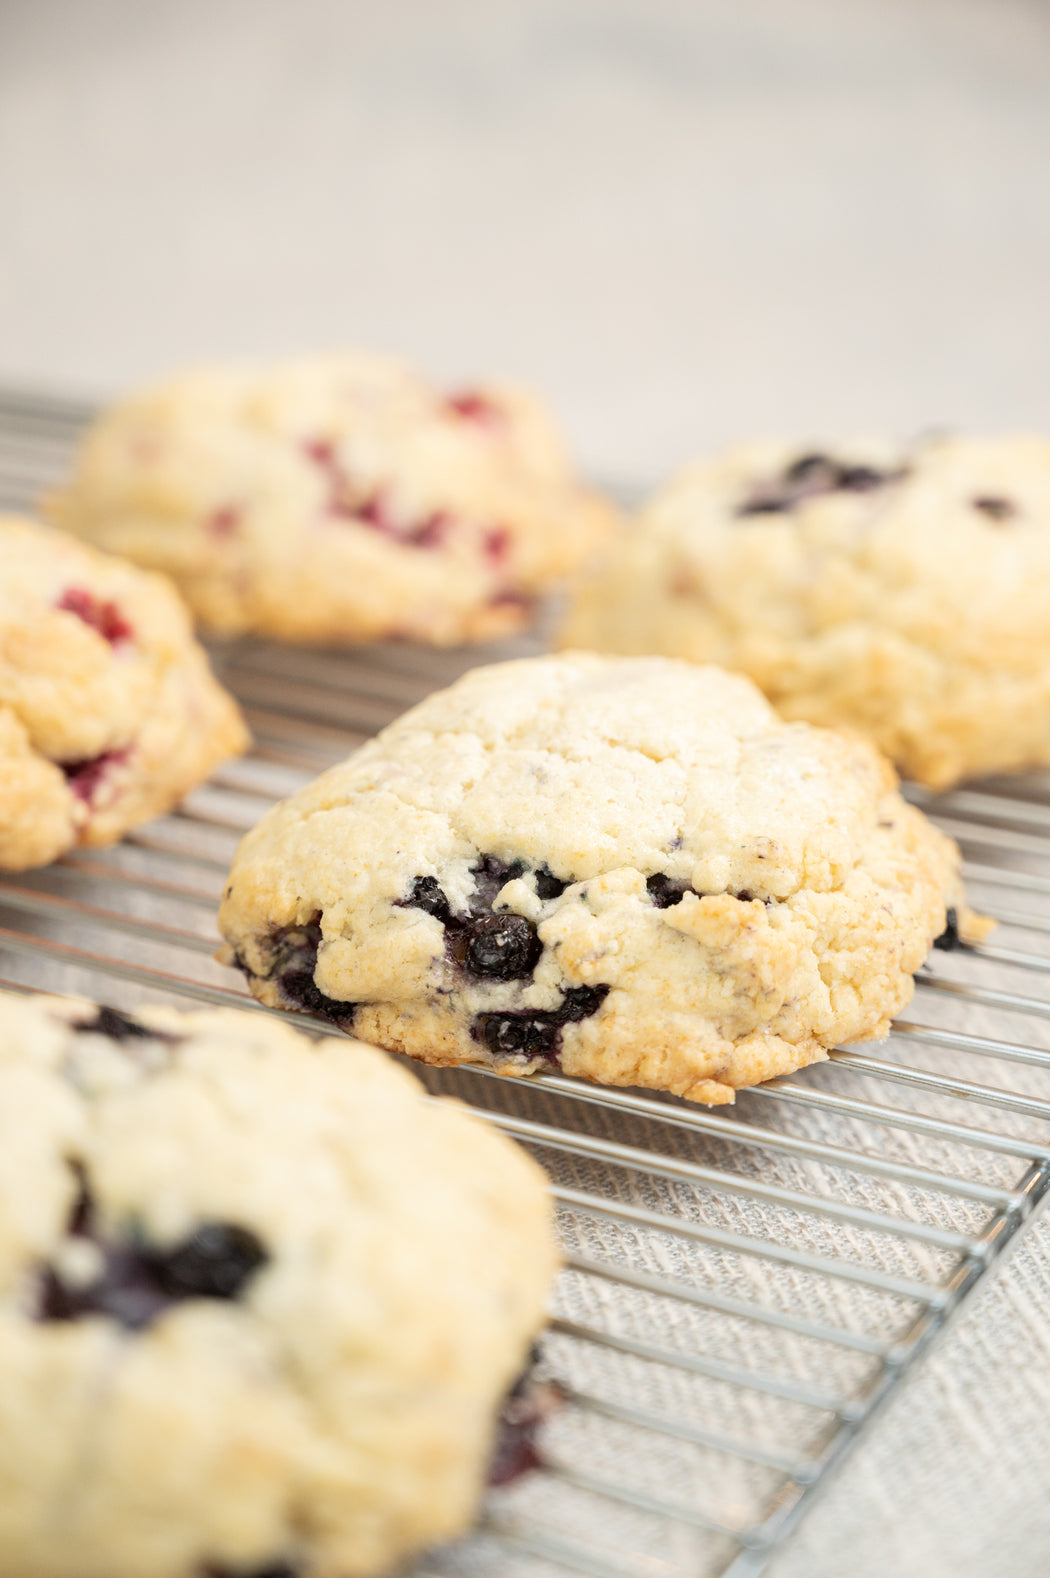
left=972, top=495, right=1016, bottom=523
left=646, top=873, right=694, bottom=908
left=265, top=916, right=353, bottom=1022
left=404, top=875, right=453, bottom=924
left=402, top=856, right=551, bottom=983
left=737, top=453, right=907, bottom=517
left=60, top=747, right=130, bottom=806
left=476, top=1013, right=559, bottom=1059
left=201, top=1564, right=298, bottom=1578
left=534, top=866, right=568, bottom=901
left=153, top=1223, right=268, bottom=1300
left=38, top=1175, right=267, bottom=1330
left=558, top=984, right=610, bottom=1021
left=74, top=1005, right=155, bottom=1041
left=474, top=984, right=610, bottom=1063
left=933, top=906, right=961, bottom=951
left=56, top=587, right=134, bottom=645
left=488, top=1356, right=565, bottom=1488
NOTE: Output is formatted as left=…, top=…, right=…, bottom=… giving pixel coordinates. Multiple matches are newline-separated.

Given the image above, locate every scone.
left=0, top=991, right=557, bottom=1578
left=562, top=435, right=1050, bottom=789
left=46, top=352, right=616, bottom=645
left=217, top=652, right=978, bottom=1106
left=0, top=517, right=247, bottom=871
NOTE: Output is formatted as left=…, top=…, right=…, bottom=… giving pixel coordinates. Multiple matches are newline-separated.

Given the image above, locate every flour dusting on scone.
left=0, top=517, right=247, bottom=871
left=218, top=652, right=979, bottom=1105
left=562, top=435, right=1050, bottom=790
left=0, top=992, right=557, bottom=1578
left=47, top=352, right=617, bottom=645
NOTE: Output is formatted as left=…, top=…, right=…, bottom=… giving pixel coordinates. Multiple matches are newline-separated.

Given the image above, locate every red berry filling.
left=444, top=389, right=505, bottom=428
left=206, top=505, right=241, bottom=538
left=57, top=587, right=133, bottom=645
left=302, top=439, right=458, bottom=550
left=61, top=747, right=129, bottom=806
left=484, top=527, right=511, bottom=564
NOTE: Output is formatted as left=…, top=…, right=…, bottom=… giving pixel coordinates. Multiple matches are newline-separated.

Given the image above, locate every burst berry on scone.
left=562, top=435, right=1050, bottom=789
left=218, top=652, right=984, bottom=1106
left=46, top=352, right=617, bottom=645
left=0, top=992, right=557, bottom=1578
left=0, top=516, right=247, bottom=871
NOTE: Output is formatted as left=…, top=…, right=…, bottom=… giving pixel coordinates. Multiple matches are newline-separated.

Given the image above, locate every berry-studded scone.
left=562, top=435, right=1050, bottom=789
left=0, top=991, right=557, bottom=1578
left=46, top=352, right=617, bottom=645
left=217, top=652, right=982, bottom=1106
left=0, top=518, right=247, bottom=872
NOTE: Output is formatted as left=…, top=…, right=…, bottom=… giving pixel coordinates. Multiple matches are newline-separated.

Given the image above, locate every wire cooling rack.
left=4, top=387, right=1050, bottom=1578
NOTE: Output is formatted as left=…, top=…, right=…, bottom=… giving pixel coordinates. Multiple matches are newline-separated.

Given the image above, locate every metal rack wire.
left=3, top=388, right=1050, bottom=1578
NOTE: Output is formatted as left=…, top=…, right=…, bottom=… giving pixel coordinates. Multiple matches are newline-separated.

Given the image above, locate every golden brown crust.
left=563, top=435, right=1050, bottom=788
left=0, top=516, right=247, bottom=869
left=218, top=652, right=974, bottom=1105
left=48, top=353, right=618, bottom=645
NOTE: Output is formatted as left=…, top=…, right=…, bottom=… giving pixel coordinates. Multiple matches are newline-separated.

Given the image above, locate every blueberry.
left=471, top=855, right=526, bottom=908
left=646, top=873, right=692, bottom=908
left=973, top=495, right=1016, bottom=522
left=464, top=914, right=543, bottom=980
left=737, top=454, right=906, bottom=517
left=38, top=1172, right=269, bottom=1330
left=784, top=452, right=838, bottom=486
left=268, top=917, right=351, bottom=1023
left=933, top=906, right=961, bottom=951
left=473, top=983, right=609, bottom=1062
left=276, top=968, right=348, bottom=1020
left=476, top=1013, right=558, bottom=1058
left=558, top=984, right=610, bottom=1021
left=534, top=866, right=569, bottom=901
left=401, top=875, right=452, bottom=923
left=736, top=495, right=788, bottom=517
left=74, top=1006, right=154, bottom=1042
left=838, top=464, right=888, bottom=491
left=488, top=1348, right=565, bottom=1488
left=152, top=1224, right=267, bottom=1301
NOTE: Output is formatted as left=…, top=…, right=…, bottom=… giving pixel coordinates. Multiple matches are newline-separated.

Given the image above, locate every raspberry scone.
left=0, top=517, right=248, bottom=871
left=47, top=352, right=616, bottom=645
left=562, top=435, right=1050, bottom=789
left=0, top=991, right=557, bottom=1578
left=218, top=652, right=981, bottom=1107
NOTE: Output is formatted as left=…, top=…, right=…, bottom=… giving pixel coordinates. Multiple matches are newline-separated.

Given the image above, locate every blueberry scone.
left=47, top=352, right=616, bottom=645
left=0, top=991, right=557, bottom=1578
left=218, top=652, right=980, bottom=1106
left=562, top=435, right=1050, bottom=789
left=0, top=517, right=247, bottom=871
